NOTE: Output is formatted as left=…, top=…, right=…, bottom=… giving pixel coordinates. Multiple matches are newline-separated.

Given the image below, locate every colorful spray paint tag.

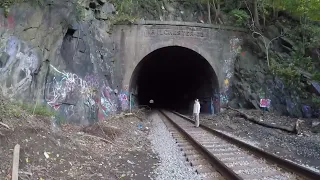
left=260, top=99, right=271, bottom=108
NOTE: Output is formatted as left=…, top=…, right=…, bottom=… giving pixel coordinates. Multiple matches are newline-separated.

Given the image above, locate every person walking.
left=149, top=99, right=154, bottom=107
left=193, top=99, right=201, bottom=127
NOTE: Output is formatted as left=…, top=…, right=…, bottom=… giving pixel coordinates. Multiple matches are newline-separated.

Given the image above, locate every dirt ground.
left=199, top=109, right=320, bottom=172
left=0, top=96, right=158, bottom=180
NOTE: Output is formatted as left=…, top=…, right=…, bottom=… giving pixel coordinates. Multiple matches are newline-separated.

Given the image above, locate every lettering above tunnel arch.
left=144, top=27, right=210, bottom=38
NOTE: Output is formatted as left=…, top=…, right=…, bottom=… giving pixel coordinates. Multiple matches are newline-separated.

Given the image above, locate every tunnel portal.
left=130, top=46, right=219, bottom=114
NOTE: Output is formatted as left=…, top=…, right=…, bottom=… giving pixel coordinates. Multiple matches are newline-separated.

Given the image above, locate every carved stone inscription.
left=144, top=27, right=209, bottom=38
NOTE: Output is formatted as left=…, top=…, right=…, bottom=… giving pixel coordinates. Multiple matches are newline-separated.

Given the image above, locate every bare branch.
left=0, top=122, right=10, bottom=129
left=251, top=30, right=284, bottom=67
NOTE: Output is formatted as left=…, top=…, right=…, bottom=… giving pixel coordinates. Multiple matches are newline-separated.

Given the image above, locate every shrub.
left=229, top=9, right=250, bottom=27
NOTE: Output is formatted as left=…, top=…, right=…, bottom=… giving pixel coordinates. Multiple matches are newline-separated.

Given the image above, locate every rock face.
left=229, top=46, right=302, bottom=117
left=228, top=22, right=320, bottom=118
left=312, top=120, right=320, bottom=133
left=0, top=0, right=119, bottom=124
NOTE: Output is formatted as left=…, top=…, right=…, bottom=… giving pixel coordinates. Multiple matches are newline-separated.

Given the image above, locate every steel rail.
left=159, top=110, right=243, bottom=180
left=171, top=110, right=320, bottom=180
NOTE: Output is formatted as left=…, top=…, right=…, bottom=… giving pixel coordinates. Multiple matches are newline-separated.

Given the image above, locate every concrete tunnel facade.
left=112, top=21, right=245, bottom=114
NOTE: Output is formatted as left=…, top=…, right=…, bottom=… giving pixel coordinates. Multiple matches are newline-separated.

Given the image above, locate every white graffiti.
left=221, top=37, right=242, bottom=96
left=46, top=65, right=99, bottom=110
left=230, top=37, right=242, bottom=54
left=46, top=65, right=124, bottom=118
left=0, top=36, right=39, bottom=97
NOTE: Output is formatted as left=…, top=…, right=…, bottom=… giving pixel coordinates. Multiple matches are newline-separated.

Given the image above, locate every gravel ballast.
left=199, top=110, right=320, bottom=172
left=148, top=112, right=201, bottom=180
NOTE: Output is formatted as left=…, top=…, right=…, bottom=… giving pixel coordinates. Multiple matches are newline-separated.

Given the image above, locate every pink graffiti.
left=0, top=15, right=15, bottom=29
left=95, top=85, right=118, bottom=120
left=48, top=102, right=61, bottom=111
left=84, top=74, right=99, bottom=88
left=119, top=93, right=127, bottom=101
left=118, top=90, right=129, bottom=111
left=7, top=16, right=14, bottom=28
left=101, top=86, right=113, bottom=99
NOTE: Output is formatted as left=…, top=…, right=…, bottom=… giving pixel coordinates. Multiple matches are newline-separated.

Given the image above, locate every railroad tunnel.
left=130, top=46, right=219, bottom=114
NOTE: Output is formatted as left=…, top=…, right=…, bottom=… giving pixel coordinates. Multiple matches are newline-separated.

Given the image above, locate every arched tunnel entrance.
left=130, top=46, right=219, bottom=114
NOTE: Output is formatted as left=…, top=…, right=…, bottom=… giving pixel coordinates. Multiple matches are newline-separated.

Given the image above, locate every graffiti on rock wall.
left=0, top=36, right=39, bottom=97
left=46, top=65, right=99, bottom=111
left=302, top=105, right=320, bottom=118
left=84, top=74, right=99, bottom=88
left=98, top=85, right=118, bottom=118
left=0, top=15, right=15, bottom=28
left=118, top=90, right=129, bottom=111
left=223, top=58, right=234, bottom=79
left=302, top=105, right=312, bottom=118
left=230, top=38, right=242, bottom=54
left=212, top=89, right=229, bottom=109
left=220, top=37, right=242, bottom=105
left=46, top=65, right=130, bottom=121
left=224, top=79, right=229, bottom=86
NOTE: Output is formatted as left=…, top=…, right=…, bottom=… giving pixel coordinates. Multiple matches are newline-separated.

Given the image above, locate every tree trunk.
left=212, top=0, right=223, bottom=24
left=272, top=0, right=277, bottom=18
left=261, top=2, right=266, bottom=26
left=212, top=0, right=217, bottom=23
left=207, top=1, right=211, bottom=23
left=253, top=0, right=260, bottom=28
left=227, top=107, right=300, bottom=134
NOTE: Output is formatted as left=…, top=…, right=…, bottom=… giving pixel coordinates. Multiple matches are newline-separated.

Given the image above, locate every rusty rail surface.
left=170, top=110, right=320, bottom=180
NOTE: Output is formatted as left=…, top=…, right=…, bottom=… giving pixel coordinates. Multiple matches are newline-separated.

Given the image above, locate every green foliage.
left=0, top=0, right=21, bottom=16
left=0, top=0, right=44, bottom=17
left=290, top=51, right=314, bottom=72
left=75, top=1, right=84, bottom=21
left=312, top=94, right=320, bottom=106
left=108, top=0, right=139, bottom=24
left=265, top=0, right=320, bottom=21
left=109, top=13, right=137, bottom=25
left=229, top=9, right=250, bottom=27
left=289, top=23, right=320, bottom=50
left=271, top=63, right=300, bottom=86
left=312, top=72, right=320, bottom=81
left=3, top=103, right=23, bottom=118
left=55, top=114, right=66, bottom=125
left=19, top=102, right=56, bottom=117
left=1, top=101, right=55, bottom=118
left=110, top=0, right=138, bottom=16
left=109, top=0, right=166, bottom=24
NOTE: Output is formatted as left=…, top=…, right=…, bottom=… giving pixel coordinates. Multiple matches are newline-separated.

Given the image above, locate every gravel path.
left=148, top=112, right=201, bottom=180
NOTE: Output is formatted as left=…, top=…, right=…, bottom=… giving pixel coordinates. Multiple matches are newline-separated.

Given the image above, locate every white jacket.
left=193, top=101, right=201, bottom=114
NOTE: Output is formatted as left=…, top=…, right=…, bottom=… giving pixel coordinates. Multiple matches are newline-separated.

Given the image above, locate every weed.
left=0, top=0, right=44, bottom=17
left=14, top=102, right=56, bottom=117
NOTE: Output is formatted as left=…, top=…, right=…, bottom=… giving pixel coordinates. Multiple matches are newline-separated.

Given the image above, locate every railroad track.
left=158, top=110, right=320, bottom=180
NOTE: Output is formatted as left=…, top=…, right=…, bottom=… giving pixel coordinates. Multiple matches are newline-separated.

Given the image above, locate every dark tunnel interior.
left=130, top=46, right=219, bottom=114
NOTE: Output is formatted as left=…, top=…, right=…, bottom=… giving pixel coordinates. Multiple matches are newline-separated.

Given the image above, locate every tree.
left=198, top=0, right=224, bottom=24
left=212, top=0, right=223, bottom=24
left=264, top=0, right=320, bottom=21
left=252, top=0, right=260, bottom=28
